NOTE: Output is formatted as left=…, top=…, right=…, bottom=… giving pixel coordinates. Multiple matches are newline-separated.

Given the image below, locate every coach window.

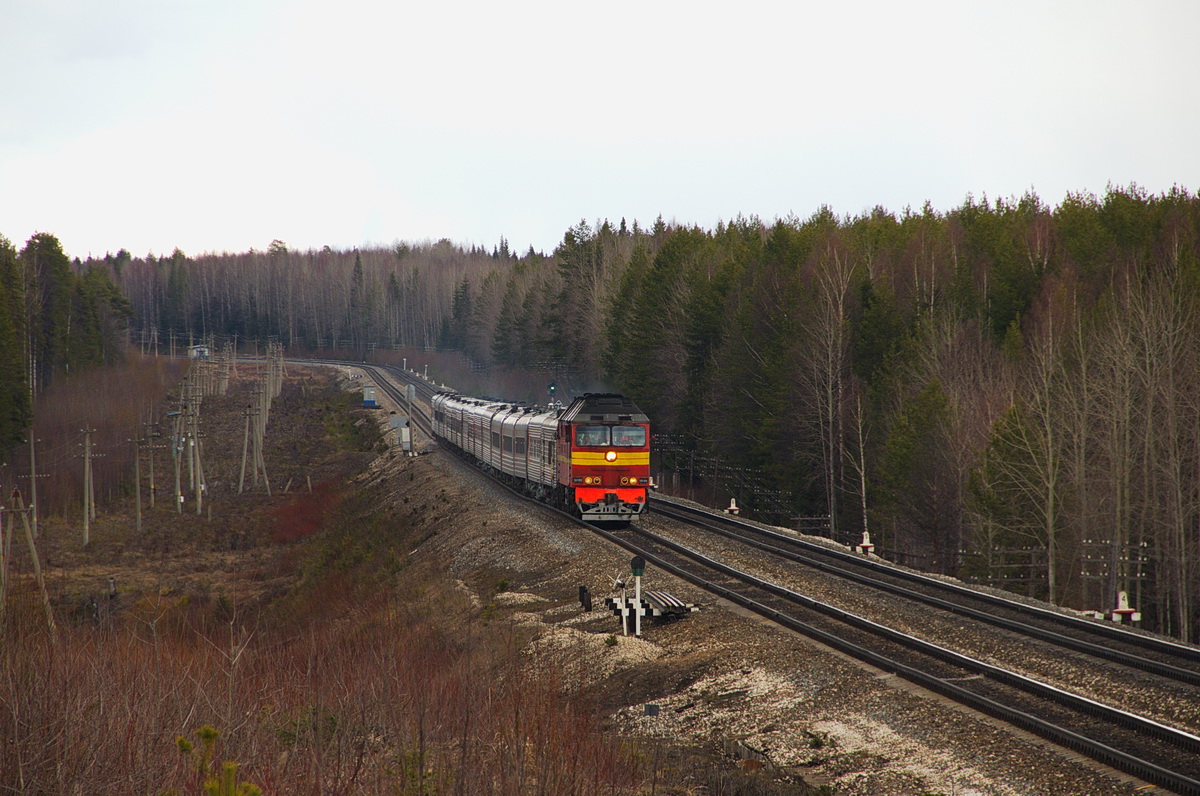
left=575, top=425, right=609, bottom=446
left=612, top=425, right=646, bottom=447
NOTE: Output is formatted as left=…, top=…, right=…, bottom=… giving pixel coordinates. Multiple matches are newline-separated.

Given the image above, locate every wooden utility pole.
left=238, top=404, right=251, bottom=494
left=171, top=410, right=183, bottom=514
left=167, top=369, right=210, bottom=516
left=235, top=348, right=283, bottom=498
left=82, top=426, right=95, bottom=545
left=184, top=408, right=195, bottom=496
left=251, top=396, right=271, bottom=494
left=144, top=419, right=164, bottom=510
left=257, top=394, right=271, bottom=495
left=29, top=433, right=39, bottom=539
left=0, top=497, right=11, bottom=621
left=192, top=396, right=206, bottom=516
left=14, top=492, right=55, bottom=636
left=132, top=435, right=143, bottom=533
left=149, top=436, right=156, bottom=510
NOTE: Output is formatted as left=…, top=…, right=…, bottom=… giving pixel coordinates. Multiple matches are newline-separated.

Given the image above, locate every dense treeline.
left=421, top=188, right=1200, bottom=638
left=593, top=187, right=1198, bottom=640
left=108, top=239, right=509, bottom=353
left=63, top=185, right=1200, bottom=640
left=0, top=233, right=132, bottom=454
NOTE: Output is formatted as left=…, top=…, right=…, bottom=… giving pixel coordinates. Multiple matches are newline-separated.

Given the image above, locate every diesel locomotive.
left=431, top=391, right=651, bottom=523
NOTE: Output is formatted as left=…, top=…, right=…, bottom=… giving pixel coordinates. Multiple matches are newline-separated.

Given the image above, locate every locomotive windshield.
left=574, top=424, right=647, bottom=447
left=575, top=425, right=609, bottom=446
left=611, top=426, right=646, bottom=446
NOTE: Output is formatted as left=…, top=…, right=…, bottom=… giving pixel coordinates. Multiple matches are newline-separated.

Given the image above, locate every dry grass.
left=2, top=357, right=810, bottom=796
left=1, top=361, right=654, bottom=795
left=1, top=572, right=648, bottom=795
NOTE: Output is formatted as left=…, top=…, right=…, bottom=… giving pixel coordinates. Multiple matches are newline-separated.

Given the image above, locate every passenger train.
left=431, top=391, right=651, bottom=523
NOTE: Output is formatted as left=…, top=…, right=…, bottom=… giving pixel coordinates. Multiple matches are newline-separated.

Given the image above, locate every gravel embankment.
left=353, top=380, right=1150, bottom=796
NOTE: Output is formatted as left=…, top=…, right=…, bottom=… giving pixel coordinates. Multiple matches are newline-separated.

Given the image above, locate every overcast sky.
left=2, top=0, right=1198, bottom=260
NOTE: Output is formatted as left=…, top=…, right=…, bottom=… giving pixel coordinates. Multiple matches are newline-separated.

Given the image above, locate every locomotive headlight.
left=620, top=477, right=629, bottom=485
left=605, top=450, right=617, bottom=462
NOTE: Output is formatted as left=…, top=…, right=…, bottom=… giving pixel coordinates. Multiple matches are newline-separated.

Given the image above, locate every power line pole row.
left=238, top=341, right=285, bottom=495
left=188, top=336, right=231, bottom=399
left=168, top=362, right=210, bottom=515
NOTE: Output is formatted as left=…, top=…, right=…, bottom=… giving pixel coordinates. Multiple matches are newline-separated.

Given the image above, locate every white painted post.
left=631, top=556, right=646, bottom=638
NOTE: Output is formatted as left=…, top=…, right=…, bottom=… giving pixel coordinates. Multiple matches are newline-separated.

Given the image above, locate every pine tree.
left=874, top=380, right=958, bottom=571
left=0, top=236, right=31, bottom=452
left=20, top=233, right=74, bottom=392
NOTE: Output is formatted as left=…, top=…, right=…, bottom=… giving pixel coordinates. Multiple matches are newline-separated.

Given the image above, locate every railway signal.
left=602, top=555, right=697, bottom=637
left=631, top=556, right=645, bottom=636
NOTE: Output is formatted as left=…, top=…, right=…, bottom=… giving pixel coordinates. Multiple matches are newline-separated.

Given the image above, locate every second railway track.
left=601, top=515, right=1200, bottom=795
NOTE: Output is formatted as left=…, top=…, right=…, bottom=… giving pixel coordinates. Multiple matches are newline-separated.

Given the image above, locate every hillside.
left=2, top=363, right=1145, bottom=794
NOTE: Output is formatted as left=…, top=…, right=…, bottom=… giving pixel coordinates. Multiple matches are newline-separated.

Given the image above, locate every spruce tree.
left=0, top=237, right=31, bottom=451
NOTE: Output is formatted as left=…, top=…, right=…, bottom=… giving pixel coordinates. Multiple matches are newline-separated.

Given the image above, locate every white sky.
left=2, top=0, right=1198, bottom=260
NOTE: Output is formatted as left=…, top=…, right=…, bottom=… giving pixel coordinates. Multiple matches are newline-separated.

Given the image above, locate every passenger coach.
left=431, top=392, right=651, bottom=523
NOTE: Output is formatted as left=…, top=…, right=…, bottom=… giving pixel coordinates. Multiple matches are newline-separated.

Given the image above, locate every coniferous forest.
left=5, top=184, right=1200, bottom=640
left=0, top=233, right=132, bottom=449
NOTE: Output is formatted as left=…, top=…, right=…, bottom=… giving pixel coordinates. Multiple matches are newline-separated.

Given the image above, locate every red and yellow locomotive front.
left=555, top=393, right=651, bottom=522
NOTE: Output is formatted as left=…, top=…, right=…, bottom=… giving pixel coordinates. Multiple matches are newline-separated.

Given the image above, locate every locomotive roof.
left=559, top=393, right=649, bottom=424
left=439, top=390, right=647, bottom=423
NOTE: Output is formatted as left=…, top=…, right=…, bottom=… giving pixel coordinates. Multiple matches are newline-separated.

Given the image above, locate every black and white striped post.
left=631, top=556, right=645, bottom=637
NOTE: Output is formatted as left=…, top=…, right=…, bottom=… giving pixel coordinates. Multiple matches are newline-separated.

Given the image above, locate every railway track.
left=295, top=359, right=437, bottom=428
left=657, top=499, right=1200, bottom=677
left=652, top=499, right=1200, bottom=688
left=362, top=363, right=436, bottom=428
left=596, top=516, right=1200, bottom=795
left=317, top=360, right=1200, bottom=794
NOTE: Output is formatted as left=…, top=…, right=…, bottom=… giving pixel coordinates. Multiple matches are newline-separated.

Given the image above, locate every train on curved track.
left=431, top=391, right=651, bottom=523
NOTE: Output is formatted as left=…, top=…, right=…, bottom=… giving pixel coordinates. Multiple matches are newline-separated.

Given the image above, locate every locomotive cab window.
left=612, top=426, right=646, bottom=447
left=574, top=425, right=609, bottom=446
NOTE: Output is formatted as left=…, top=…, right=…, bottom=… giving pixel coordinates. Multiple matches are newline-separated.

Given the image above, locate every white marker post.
left=1111, top=590, right=1141, bottom=623
left=631, top=556, right=646, bottom=638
